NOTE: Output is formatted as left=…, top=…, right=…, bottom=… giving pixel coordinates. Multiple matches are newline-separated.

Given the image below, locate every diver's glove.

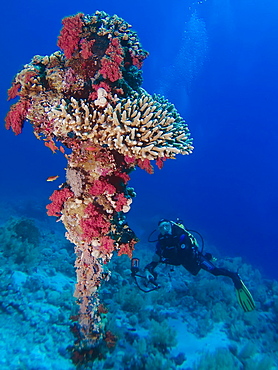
left=145, top=270, right=155, bottom=283
left=235, top=280, right=256, bottom=312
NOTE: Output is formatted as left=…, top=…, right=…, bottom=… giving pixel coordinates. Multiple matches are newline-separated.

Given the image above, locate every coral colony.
left=5, top=11, right=193, bottom=357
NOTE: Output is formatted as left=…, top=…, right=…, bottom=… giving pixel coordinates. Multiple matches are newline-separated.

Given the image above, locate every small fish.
left=85, top=146, right=98, bottom=151
left=46, top=175, right=59, bottom=182
left=45, top=140, right=58, bottom=153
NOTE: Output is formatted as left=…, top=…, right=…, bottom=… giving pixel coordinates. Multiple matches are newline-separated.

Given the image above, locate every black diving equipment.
left=131, top=257, right=140, bottom=276
left=131, top=258, right=160, bottom=293
left=147, top=218, right=205, bottom=253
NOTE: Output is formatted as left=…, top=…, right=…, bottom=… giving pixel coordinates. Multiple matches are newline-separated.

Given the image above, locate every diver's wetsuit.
left=145, top=223, right=242, bottom=289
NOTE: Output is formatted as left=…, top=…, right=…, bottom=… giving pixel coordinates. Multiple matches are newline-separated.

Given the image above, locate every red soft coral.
left=99, top=38, right=124, bottom=82
left=90, top=179, right=116, bottom=196
left=81, top=204, right=111, bottom=241
left=114, top=193, right=128, bottom=212
left=81, top=217, right=102, bottom=240
left=46, top=188, right=73, bottom=216
left=99, top=236, right=115, bottom=254
left=137, top=158, right=154, bottom=174
left=5, top=99, right=30, bottom=135
left=99, top=58, right=122, bottom=82
left=57, top=13, right=84, bottom=59
left=7, top=83, right=21, bottom=100
left=113, top=171, right=130, bottom=184
left=156, top=157, right=166, bottom=169
left=80, top=38, right=95, bottom=59
left=124, top=156, right=136, bottom=165
left=117, top=243, right=133, bottom=259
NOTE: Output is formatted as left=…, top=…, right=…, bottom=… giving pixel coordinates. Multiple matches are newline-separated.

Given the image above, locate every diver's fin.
left=236, top=280, right=256, bottom=312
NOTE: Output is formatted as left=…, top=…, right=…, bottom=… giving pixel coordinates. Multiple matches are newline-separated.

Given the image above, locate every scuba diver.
left=132, top=219, right=255, bottom=312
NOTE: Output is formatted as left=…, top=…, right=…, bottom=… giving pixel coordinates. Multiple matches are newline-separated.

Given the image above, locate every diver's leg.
left=199, top=256, right=242, bottom=286
left=199, top=256, right=255, bottom=311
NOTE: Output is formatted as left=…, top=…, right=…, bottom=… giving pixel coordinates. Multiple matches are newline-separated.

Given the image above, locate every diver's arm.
left=145, top=253, right=160, bottom=273
left=144, top=253, right=160, bottom=280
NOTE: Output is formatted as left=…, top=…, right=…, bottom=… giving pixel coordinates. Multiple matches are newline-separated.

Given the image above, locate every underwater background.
left=0, top=0, right=278, bottom=369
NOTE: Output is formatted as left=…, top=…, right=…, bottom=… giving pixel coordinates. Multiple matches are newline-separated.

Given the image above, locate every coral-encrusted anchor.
left=5, top=10, right=194, bottom=361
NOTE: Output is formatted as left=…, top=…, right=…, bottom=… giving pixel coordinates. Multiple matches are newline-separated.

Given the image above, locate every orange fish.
left=45, top=140, right=58, bottom=153
left=46, top=175, right=59, bottom=182
left=85, top=146, right=98, bottom=151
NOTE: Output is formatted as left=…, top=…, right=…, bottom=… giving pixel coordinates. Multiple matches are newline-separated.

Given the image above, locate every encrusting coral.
left=5, top=10, right=193, bottom=356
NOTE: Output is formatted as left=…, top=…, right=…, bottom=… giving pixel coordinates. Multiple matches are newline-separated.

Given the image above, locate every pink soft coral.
left=137, top=158, right=154, bottom=174
left=7, top=83, right=21, bottom=100
left=156, top=157, right=166, bottom=169
left=46, top=188, right=73, bottom=216
left=80, top=38, right=95, bottom=59
left=118, top=242, right=134, bottom=259
left=99, top=38, right=124, bottom=82
left=81, top=204, right=110, bottom=241
left=100, top=236, right=115, bottom=254
left=114, top=193, right=128, bottom=212
left=90, top=179, right=116, bottom=196
left=5, top=100, right=30, bottom=135
left=57, top=13, right=84, bottom=59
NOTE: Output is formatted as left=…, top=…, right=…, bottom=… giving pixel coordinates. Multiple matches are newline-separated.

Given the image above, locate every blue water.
left=2, top=0, right=277, bottom=279
left=1, top=0, right=278, bottom=368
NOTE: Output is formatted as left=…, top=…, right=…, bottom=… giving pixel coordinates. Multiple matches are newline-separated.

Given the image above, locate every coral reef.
left=0, top=218, right=40, bottom=269
left=5, top=10, right=193, bottom=352
left=0, top=215, right=76, bottom=369
left=0, top=207, right=277, bottom=368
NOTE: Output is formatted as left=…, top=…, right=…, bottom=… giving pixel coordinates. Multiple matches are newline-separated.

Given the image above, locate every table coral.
left=5, top=10, right=194, bottom=355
